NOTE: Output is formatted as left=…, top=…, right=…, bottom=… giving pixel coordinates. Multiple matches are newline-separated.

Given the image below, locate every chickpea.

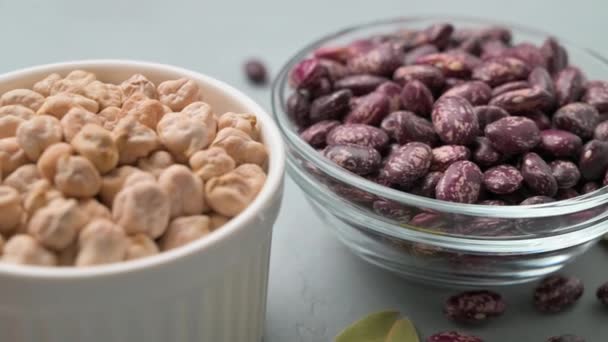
left=189, top=147, right=235, bottom=181
left=58, top=243, right=77, bottom=266
left=157, top=112, right=211, bottom=162
left=0, top=105, right=35, bottom=120
left=37, top=142, right=73, bottom=181
left=119, top=94, right=164, bottom=129
left=0, top=137, right=29, bottom=176
left=50, top=70, right=96, bottom=96
left=71, top=124, right=119, bottom=174
left=137, top=150, right=174, bottom=178
left=60, top=107, right=103, bottom=142
left=16, top=115, right=63, bottom=161
left=33, top=73, right=62, bottom=97
left=160, top=215, right=211, bottom=251
left=83, top=81, right=124, bottom=109
left=158, top=165, right=205, bottom=218
left=75, top=219, right=127, bottom=266
left=211, top=128, right=267, bottom=167
left=157, top=78, right=201, bottom=111
left=123, top=170, right=155, bottom=187
left=98, top=106, right=121, bottom=131
left=162, top=104, right=172, bottom=114
left=2, top=235, right=57, bottom=266
left=0, top=185, right=23, bottom=234
left=0, top=115, right=24, bottom=138
left=77, top=198, right=111, bottom=220
left=218, top=112, right=259, bottom=140
left=0, top=89, right=45, bottom=112
left=120, top=74, right=158, bottom=99
left=210, top=213, right=230, bottom=230
left=37, top=93, right=99, bottom=118
left=3, top=164, right=41, bottom=194
left=205, top=164, right=266, bottom=217
left=183, top=101, right=218, bottom=134
left=125, top=234, right=159, bottom=260
left=22, top=180, right=62, bottom=216
left=54, top=155, right=102, bottom=198
left=112, top=182, right=170, bottom=238
left=112, top=117, right=159, bottom=165
left=0, top=234, right=4, bottom=255
left=28, top=198, right=86, bottom=250
left=99, top=166, right=138, bottom=207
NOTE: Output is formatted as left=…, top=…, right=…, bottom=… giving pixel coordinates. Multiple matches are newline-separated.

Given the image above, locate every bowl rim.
left=271, top=15, right=608, bottom=220
left=0, top=59, right=285, bottom=279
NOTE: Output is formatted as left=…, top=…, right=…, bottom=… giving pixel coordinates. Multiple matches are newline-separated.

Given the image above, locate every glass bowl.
left=271, top=17, right=608, bottom=286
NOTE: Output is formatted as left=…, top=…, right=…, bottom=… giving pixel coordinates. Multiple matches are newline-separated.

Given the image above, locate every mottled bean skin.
left=474, top=105, right=509, bottom=130
left=347, top=43, right=403, bottom=76
left=521, top=152, right=558, bottom=197
left=521, top=196, right=555, bottom=205
left=534, top=274, right=584, bottom=313
left=546, top=335, right=585, bottom=342
left=432, top=96, right=478, bottom=145
left=594, top=120, right=608, bottom=141
left=472, top=136, right=502, bottom=167
left=318, top=58, right=349, bottom=81
left=427, top=331, right=483, bottom=342
left=581, top=181, right=600, bottom=194
left=334, top=74, right=387, bottom=95
left=528, top=67, right=557, bottom=110
left=411, top=171, right=443, bottom=198
left=579, top=140, right=608, bottom=180
left=414, top=23, right=454, bottom=49
left=583, top=80, right=608, bottom=112
left=553, top=102, right=599, bottom=139
left=326, top=123, right=389, bottom=151
left=550, top=160, right=581, bottom=189
left=371, top=199, right=412, bottom=222
left=435, top=160, right=482, bottom=203
left=541, top=37, right=568, bottom=74
left=400, top=80, right=434, bottom=116
left=344, top=92, right=390, bottom=125
left=440, top=81, right=492, bottom=106
left=323, top=144, right=381, bottom=175
left=415, top=51, right=481, bottom=78
left=392, top=65, right=445, bottom=91
left=402, top=44, right=439, bottom=65
left=523, top=110, right=552, bottom=130
left=556, top=188, right=579, bottom=200
left=289, top=58, right=328, bottom=89
left=444, top=290, right=506, bottom=323
left=489, top=87, right=553, bottom=114
left=286, top=92, right=311, bottom=127
left=431, top=145, right=470, bottom=172
left=502, top=43, right=546, bottom=68
left=380, top=111, right=437, bottom=146
left=472, top=57, right=530, bottom=86
left=483, top=165, right=523, bottom=194
left=299, top=120, right=340, bottom=148
left=309, top=89, right=352, bottom=123
left=382, top=142, right=432, bottom=187
left=538, top=129, right=582, bottom=158
left=491, top=80, right=529, bottom=97
left=485, top=116, right=540, bottom=154
left=375, top=82, right=402, bottom=112
left=555, top=67, right=585, bottom=106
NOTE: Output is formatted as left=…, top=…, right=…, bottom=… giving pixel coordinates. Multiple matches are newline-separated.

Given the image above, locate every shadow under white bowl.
left=0, top=60, right=285, bottom=342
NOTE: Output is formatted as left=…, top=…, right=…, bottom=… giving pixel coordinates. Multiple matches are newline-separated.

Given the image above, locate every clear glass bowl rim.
left=271, top=15, right=608, bottom=220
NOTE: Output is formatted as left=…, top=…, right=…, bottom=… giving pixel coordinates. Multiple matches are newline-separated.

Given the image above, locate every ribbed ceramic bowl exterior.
left=0, top=60, right=285, bottom=342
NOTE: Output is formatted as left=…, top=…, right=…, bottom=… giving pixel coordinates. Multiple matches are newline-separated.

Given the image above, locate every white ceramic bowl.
left=0, top=60, right=285, bottom=342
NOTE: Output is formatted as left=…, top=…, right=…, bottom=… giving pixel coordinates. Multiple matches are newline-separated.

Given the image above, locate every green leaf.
left=385, top=319, right=420, bottom=342
left=335, top=310, right=400, bottom=342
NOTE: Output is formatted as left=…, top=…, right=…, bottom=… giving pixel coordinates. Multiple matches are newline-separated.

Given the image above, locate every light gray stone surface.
left=1, top=0, right=607, bottom=340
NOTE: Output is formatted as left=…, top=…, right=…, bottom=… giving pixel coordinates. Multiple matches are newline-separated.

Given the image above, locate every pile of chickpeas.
left=0, top=70, right=268, bottom=267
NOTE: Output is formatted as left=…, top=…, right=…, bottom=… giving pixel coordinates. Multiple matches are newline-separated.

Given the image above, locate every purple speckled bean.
left=581, top=181, right=600, bottom=194
left=444, top=290, right=506, bottom=323
left=478, top=26, right=512, bottom=43
left=491, top=81, right=529, bottom=98
left=472, top=57, right=530, bottom=86
left=534, top=274, right=584, bottom=313
left=382, top=142, right=432, bottom=187
left=546, top=335, right=585, bottom=342
left=481, top=39, right=509, bottom=60
left=521, top=152, right=558, bottom=197
left=440, top=81, right=492, bottom=106
left=344, top=91, right=390, bottom=125
left=555, top=66, right=586, bottom=106
left=436, top=160, right=483, bottom=203
left=308, top=77, right=333, bottom=98
left=415, top=51, right=481, bottom=78
left=579, top=139, right=608, bottom=180
left=483, top=165, right=523, bottom=194
left=443, top=78, right=467, bottom=90
left=380, top=111, right=438, bottom=146
left=522, top=110, right=552, bottom=130
left=538, top=129, right=582, bottom=158
left=521, top=195, right=555, bottom=205
left=375, top=81, right=402, bottom=112
left=409, top=212, right=446, bottom=229
left=594, top=120, right=608, bottom=141
left=286, top=91, right=311, bottom=127
left=414, top=23, right=454, bottom=49
left=411, top=171, right=443, bottom=198
left=472, top=136, right=502, bottom=167
left=556, top=188, right=580, bottom=200
left=553, top=102, right=599, bottom=139
left=347, top=43, right=403, bottom=77
left=431, top=145, right=471, bottom=172
left=309, top=89, right=352, bottom=123
left=485, top=116, right=540, bottom=154
left=478, top=199, right=506, bottom=205
left=299, top=120, right=340, bottom=148
left=456, top=36, right=482, bottom=55
left=427, top=331, right=483, bottom=342
left=333, top=74, right=387, bottom=95
left=318, top=59, right=349, bottom=81
left=583, top=80, right=608, bottom=112
left=313, top=45, right=352, bottom=63
left=323, top=144, right=381, bottom=175
left=326, top=123, right=389, bottom=151
left=474, top=105, right=510, bottom=130
left=489, top=87, right=553, bottom=114
left=502, top=43, right=547, bottom=68
left=432, top=96, right=479, bottom=145
left=392, top=65, right=445, bottom=91
left=401, top=80, right=434, bottom=116
left=541, top=37, right=568, bottom=75
left=550, top=160, right=581, bottom=189
left=289, top=58, right=328, bottom=89
left=528, top=67, right=556, bottom=98
left=372, top=199, right=412, bottom=222
left=403, top=44, right=439, bottom=65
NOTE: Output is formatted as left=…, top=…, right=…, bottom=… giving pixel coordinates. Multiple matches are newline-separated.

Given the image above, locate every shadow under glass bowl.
left=271, top=16, right=608, bottom=286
